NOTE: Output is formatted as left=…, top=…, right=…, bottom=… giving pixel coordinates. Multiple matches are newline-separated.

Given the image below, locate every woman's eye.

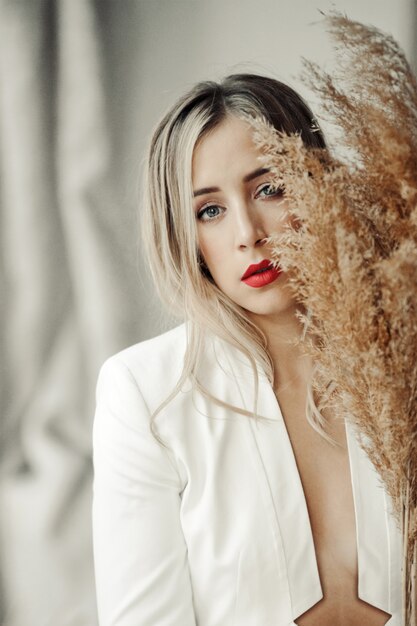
left=197, top=204, right=224, bottom=222
left=257, top=183, right=284, bottom=198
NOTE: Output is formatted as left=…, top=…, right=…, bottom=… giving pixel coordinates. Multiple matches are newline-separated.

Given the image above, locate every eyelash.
left=196, top=183, right=284, bottom=222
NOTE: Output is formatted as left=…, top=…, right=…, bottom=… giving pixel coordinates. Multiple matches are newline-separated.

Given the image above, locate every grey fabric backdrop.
left=0, top=1, right=415, bottom=625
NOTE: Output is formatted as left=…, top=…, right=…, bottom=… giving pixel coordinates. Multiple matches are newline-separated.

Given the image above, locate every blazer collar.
left=211, top=335, right=402, bottom=622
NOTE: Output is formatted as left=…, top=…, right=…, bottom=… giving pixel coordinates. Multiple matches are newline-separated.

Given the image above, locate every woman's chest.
left=275, top=389, right=393, bottom=625
left=276, top=389, right=358, bottom=575
left=162, top=364, right=402, bottom=625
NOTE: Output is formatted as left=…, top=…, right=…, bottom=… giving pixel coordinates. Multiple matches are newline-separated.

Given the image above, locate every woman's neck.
left=249, top=306, right=315, bottom=392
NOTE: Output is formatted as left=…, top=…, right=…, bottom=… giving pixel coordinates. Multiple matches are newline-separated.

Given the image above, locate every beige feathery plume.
left=251, top=13, right=417, bottom=625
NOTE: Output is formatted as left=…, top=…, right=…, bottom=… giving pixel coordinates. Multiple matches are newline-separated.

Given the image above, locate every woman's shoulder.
left=95, top=323, right=191, bottom=414
left=95, top=322, right=252, bottom=418
left=100, top=321, right=187, bottom=380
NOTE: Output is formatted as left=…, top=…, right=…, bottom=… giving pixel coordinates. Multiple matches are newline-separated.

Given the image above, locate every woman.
left=92, top=74, right=401, bottom=626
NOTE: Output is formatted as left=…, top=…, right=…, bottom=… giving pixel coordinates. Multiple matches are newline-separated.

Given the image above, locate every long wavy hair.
left=141, top=73, right=337, bottom=447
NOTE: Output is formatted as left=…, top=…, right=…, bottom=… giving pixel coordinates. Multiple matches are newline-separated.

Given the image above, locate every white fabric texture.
left=92, top=323, right=403, bottom=626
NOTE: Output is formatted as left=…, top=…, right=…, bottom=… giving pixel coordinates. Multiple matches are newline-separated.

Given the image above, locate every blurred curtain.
left=0, top=1, right=141, bottom=624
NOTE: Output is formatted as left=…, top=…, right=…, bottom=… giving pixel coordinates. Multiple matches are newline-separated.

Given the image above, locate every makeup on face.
left=191, top=115, right=297, bottom=319
left=241, top=259, right=282, bottom=288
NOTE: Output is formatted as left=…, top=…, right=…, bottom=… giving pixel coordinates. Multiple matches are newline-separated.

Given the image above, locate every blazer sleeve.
left=92, top=356, right=197, bottom=626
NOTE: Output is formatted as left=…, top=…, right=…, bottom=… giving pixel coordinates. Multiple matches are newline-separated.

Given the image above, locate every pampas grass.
left=251, top=13, right=417, bottom=625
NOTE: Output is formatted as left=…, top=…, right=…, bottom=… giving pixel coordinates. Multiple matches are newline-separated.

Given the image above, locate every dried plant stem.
left=412, top=540, right=417, bottom=626
left=402, top=479, right=410, bottom=624
left=402, top=461, right=417, bottom=625
left=411, top=541, right=417, bottom=626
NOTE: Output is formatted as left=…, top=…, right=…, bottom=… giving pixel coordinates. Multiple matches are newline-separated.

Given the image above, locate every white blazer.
left=92, top=322, right=403, bottom=626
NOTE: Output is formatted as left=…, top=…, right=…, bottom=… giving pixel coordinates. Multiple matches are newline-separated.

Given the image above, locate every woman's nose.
left=234, top=205, right=267, bottom=250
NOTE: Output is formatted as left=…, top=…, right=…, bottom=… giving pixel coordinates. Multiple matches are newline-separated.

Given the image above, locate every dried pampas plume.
left=251, top=12, right=417, bottom=625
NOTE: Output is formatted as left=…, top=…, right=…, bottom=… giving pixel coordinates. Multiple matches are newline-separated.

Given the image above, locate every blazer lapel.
left=217, top=336, right=402, bottom=623
left=217, top=338, right=322, bottom=622
left=345, top=420, right=402, bottom=618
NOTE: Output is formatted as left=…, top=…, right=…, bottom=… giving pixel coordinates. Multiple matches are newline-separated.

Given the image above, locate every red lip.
left=241, top=259, right=282, bottom=288
left=241, top=259, right=275, bottom=280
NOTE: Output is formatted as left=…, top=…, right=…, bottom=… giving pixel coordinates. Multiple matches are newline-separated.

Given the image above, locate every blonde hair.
left=141, top=73, right=339, bottom=448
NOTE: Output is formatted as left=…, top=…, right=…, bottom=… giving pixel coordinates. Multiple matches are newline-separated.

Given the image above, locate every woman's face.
left=191, top=114, right=298, bottom=320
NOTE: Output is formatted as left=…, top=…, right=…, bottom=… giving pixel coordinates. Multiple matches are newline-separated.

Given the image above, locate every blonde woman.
left=92, top=74, right=401, bottom=626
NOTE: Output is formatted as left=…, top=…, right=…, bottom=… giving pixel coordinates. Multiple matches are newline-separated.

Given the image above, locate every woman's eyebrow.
left=243, top=167, right=270, bottom=183
left=193, top=167, right=270, bottom=198
left=193, top=185, right=219, bottom=198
